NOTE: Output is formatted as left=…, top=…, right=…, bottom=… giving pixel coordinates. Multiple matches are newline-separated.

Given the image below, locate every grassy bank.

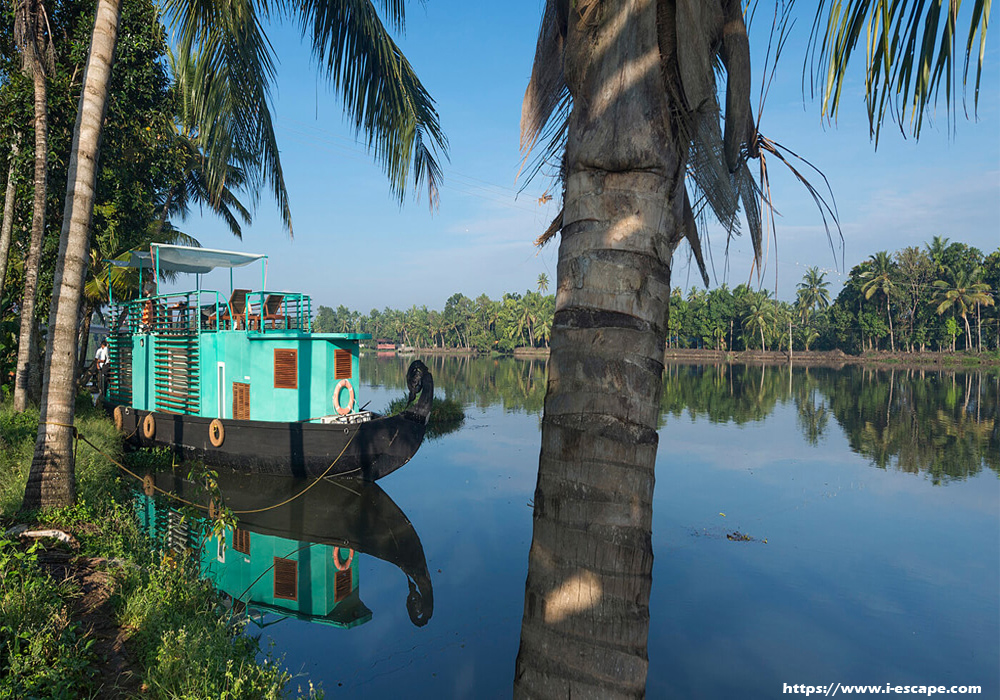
left=0, top=399, right=317, bottom=699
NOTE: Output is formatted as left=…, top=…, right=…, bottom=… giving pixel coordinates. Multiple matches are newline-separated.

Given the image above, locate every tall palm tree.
left=926, top=235, right=951, bottom=269
left=743, top=299, right=774, bottom=351
left=795, top=266, right=831, bottom=323
left=0, top=137, right=19, bottom=305
left=23, top=0, right=121, bottom=509
left=12, top=0, right=54, bottom=410
left=536, top=272, right=549, bottom=293
left=861, top=251, right=896, bottom=351
left=515, top=2, right=988, bottom=694
left=23, top=0, right=448, bottom=509
left=933, top=267, right=993, bottom=351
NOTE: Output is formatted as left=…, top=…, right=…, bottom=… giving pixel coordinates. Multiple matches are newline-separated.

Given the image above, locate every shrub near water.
left=384, top=395, right=465, bottom=439
left=120, top=556, right=290, bottom=699
left=0, top=399, right=319, bottom=699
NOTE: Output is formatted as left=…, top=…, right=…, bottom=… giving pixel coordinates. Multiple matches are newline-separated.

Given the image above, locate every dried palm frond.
left=13, top=0, right=55, bottom=76
left=519, top=0, right=569, bottom=186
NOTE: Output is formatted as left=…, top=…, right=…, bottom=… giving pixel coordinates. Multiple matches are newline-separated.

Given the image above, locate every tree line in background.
left=314, top=274, right=557, bottom=354
left=314, top=239, right=999, bottom=355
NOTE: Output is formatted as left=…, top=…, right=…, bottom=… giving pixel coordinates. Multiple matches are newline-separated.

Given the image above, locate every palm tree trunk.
left=22, top=0, right=122, bottom=510
left=76, top=302, right=93, bottom=379
left=976, top=303, right=982, bottom=352
left=886, top=297, right=894, bottom=352
left=0, top=135, right=20, bottom=303
left=515, top=2, right=675, bottom=695
left=13, top=65, right=49, bottom=410
left=963, top=314, right=972, bottom=351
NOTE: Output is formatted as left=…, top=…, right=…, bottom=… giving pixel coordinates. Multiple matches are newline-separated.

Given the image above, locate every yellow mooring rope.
left=42, top=419, right=359, bottom=516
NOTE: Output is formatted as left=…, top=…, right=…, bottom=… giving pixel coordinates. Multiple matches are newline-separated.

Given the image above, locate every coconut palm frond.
left=166, top=0, right=291, bottom=231
left=519, top=90, right=570, bottom=195
left=757, top=135, right=842, bottom=270
left=295, top=0, right=448, bottom=209
left=682, top=189, right=710, bottom=287
left=805, top=0, right=991, bottom=145
left=734, top=160, right=765, bottom=266
left=686, top=104, right=740, bottom=234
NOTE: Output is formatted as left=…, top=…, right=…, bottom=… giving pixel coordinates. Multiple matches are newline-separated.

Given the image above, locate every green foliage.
left=384, top=395, right=465, bottom=439
left=320, top=289, right=556, bottom=354
left=808, top=1, right=991, bottom=145
left=119, top=556, right=291, bottom=699
left=0, top=539, right=98, bottom=698
left=0, top=399, right=313, bottom=697
left=324, top=246, right=996, bottom=358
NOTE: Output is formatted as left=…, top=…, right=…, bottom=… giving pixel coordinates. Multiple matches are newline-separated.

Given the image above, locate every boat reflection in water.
left=135, top=469, right=433, bottom=629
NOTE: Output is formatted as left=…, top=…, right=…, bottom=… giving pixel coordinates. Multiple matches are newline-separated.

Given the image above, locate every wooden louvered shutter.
left=334, top=568, right=352, bottom=602
left=273, top=557, right=298, bottom=600
left=274, top=349, right=298, bottom=389
left=334, top=349, right=352, bottom=379
left=232, top=382, right=250, bottom=420
left=233, top=528, right=250, bottom=555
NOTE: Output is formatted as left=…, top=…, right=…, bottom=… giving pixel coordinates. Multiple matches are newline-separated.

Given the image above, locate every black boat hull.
left=112, top=405, right=427, bottom=480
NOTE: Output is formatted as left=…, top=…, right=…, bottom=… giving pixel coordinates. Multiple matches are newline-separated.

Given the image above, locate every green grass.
left=0, top=397, right=319, bottom=699
left=0, top=538, right=97, bottom=699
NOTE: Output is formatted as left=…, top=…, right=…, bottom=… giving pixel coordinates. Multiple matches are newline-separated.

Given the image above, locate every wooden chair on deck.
left=261, top=294, right=286, bottom=329
left=210, top=289, right=250, bottom=330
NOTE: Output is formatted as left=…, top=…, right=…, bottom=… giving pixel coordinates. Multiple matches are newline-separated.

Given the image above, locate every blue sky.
left=174, top=1, right=1000, bottom=311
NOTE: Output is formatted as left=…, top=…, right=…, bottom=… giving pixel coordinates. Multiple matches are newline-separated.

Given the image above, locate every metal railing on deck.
left=109, top=290, right=313, bottom=336
left=245, top=291, right=312, bottom=332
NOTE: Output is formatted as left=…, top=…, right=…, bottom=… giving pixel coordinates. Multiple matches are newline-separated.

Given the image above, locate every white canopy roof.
left=109, top=244, right=265, bottom=275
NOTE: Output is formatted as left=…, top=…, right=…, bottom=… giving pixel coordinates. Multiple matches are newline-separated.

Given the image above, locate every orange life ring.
left=334, top=379, right=355, bottom=416
left=209, top=419, right=225, bottom=447
left=333, top=547, right=354, bottom=571
left=113, top=406, right=124, bottom=432
left=142, top=301, right=152, bottom=325
left=142, top=413, right=155, bottom=439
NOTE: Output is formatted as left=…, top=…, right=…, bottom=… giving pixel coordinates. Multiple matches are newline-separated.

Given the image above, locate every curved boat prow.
left=401, top=360, right=434, bottom=425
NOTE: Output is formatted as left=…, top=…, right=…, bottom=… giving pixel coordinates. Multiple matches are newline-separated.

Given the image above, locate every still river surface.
left=168, top=356, right=1000, bottom=697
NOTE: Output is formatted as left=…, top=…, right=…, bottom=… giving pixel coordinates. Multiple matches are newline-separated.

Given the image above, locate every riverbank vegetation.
left=0, top=399, right=318, bottom=698
left=383, top=395, right=465, bottom=439
left=314, top=239, right=997, bottom=357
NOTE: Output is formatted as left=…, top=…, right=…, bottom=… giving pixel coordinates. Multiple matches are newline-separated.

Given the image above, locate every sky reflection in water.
left=223, top=357, right=999, bottom=698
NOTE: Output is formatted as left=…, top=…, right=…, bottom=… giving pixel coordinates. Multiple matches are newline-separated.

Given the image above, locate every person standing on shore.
left=95, top=340, right=110, bottom=397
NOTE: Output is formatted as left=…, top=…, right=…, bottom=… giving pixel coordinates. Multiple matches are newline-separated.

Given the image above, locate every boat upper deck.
left=111, top=289, right=316, bottom=336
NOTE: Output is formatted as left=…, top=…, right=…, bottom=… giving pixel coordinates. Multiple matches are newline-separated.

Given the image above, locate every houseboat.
left=105, top=244, right=432, bottom=480
left=136, top=468, right=433, bottom=628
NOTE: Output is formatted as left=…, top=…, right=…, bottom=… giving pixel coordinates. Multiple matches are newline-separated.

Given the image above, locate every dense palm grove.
left=314, top=285, right=557, bottom=354
left=314, top=239, right=999, bottom=355
left=666, top=238, right=999, bottom=354
left=0, top=0, right=241, bottom=395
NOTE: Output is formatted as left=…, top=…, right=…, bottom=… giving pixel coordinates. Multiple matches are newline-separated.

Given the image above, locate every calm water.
left=169, top=357, right=1000, bottom=697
